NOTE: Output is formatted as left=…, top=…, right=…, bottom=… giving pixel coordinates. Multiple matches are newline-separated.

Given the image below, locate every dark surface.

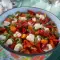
left=47, top=44, right=60, bottom=60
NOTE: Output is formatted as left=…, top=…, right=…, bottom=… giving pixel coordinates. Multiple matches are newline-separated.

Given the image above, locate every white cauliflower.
left=12, top=18, right=17, bottom=23
left=3, top=21, right=10, bottom=26
left=44, top=27, right=49, bottom=31
left=0, top=35, right=6, bottom=40
left=36, top=35, right=41, bottom=42
left=26, top=34, right=35, bottom=42
left=14, top=43, right=23, bottom=51
left=32, top=17, right=36, bottom=22
left=5, top=38, right=13, bottom=46
left=34, top=23, right=44, bottom=30
left=43, top=44, right=53, bottom=52
left=36, top=14, right=45, bottom=20
left=13, top=31, right=21, bottom=37
left=19, top=17, right=27, bottom=21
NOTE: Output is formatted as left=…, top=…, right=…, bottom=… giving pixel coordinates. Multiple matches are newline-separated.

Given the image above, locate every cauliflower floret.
left=26, top=34, right=35, bottom=42
left=36, top=14, right=45, bottom=20
left=19, top=17, right=27, bottom=21
left=0, top=35, right=6, bottom=40
left=36, top=35, right=41, bottom=42
left=39, top=14, right=45, bottom=20
left=28, top=22, right=33, bottom=26
left=34, top=23, right=44, bottom=30
left=14, top=43, right=23, bottom=51
left=32, top=17, right=36, bottom=22
left=44, top=27, right=49, bottom=31
left=43, top=44, right=53, bottom=52
left=5, top=38, right=13, bottom=46
left=13, top=31, right=21, bottom=37
left=12, top=18, right=17, bottom=23
left=3, top=21, right=10, bottom=26
left=36, top=14, right=40, bottom=18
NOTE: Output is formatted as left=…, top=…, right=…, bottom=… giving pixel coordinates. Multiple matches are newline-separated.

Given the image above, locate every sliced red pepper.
left=24, top=49, right=30, bottom=54
left=39, top=30, right=44, bottom=36
left=46, top=25, right=53, bottom=28
left=16, top=23, right=22, bottom=29
left=22, top=28, right=27, bottom=33
left=9, top=42, right=16, bottom=49
left=0, top=28, right=6, bottom=31
left=41, top=44, right=47, bottom=49
left=28, top=10, right=35, bottom=16
left=23, top=40, right=34, bottom=49
left=36, top=42, right=44, bottom=53
left=28, top=19, right=35, bottom=25
left=44, top=17, right=50, bottom=23
left=0, top=28, right=6, bottom=34
left=17, top=20, right=22, bottom=23
left=43, top=32, right=50, bottom=37
left=31, top=49, right=39, bottom=54
left=22, top=21, right=28, bottom=27
left=30, top=46, right=39, bottom=54
left=49, top=40, right=55, bottom=48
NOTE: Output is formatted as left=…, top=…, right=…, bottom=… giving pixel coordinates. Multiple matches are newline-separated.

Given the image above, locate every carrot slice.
left=10, top=25, right=17, bottom=32
left=41, top=39, right=48, bottom=44
left=21, top=34, right=27, bottom=39
left=28, top=26, right=33, bottom=30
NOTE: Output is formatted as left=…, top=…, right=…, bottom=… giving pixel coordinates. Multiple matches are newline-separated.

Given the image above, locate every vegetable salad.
left=0, top=10, right=59, bottom=54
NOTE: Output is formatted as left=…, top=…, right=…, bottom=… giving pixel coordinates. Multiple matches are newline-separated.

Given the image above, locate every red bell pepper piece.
left=28, top=10, right=35, bottom=15
left=23, top=40, right=34, bottom=49
left=9, top=42, right=16, bottom=49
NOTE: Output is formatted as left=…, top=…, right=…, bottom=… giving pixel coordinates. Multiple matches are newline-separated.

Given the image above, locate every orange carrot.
left=21, top=34, right=27, bottom=39
left=41, top=39, right=48, bottom=44
left=10, top=25, right=16, bottom=32
left=28, top=26, right=33, bottom=30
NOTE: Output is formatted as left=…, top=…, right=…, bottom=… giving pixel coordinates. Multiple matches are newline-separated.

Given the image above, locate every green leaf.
left=16, top=38, right=22, bottom=43
left=0, top=40, right=5, bottom=44
left=15, top=11, right=20, bottom=14
left=8, top=15, right=15, bottom=19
